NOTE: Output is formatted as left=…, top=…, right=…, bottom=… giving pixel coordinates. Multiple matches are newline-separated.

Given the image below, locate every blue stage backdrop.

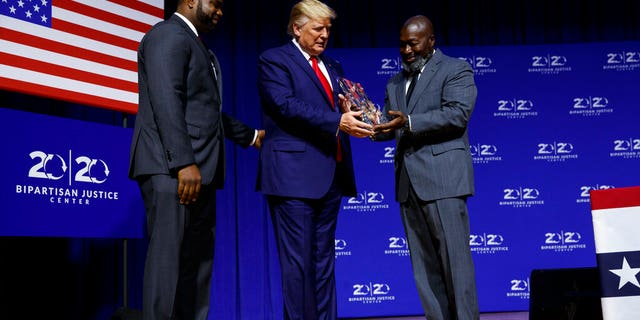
left=0, top=108, right=143, bottom=238
left=330, top=41, right=640, bottom=316
left=1, top=41, right=638, bottom=319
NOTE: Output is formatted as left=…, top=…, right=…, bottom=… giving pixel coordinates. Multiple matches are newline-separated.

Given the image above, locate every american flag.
left=0, top=0, right=164, bottom=113
left=591, top=186, right=640, bottom=320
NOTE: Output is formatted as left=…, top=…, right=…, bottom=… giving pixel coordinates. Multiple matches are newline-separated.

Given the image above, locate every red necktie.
left=311, top=56, right=342, bottom=162
left=311, top=56, right=335, bottom=109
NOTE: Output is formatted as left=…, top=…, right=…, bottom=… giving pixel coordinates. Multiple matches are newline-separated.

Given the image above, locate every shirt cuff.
left=250, top=130, right=258, bottom=146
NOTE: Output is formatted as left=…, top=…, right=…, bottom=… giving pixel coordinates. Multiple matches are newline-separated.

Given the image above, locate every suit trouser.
left=138, top=174, right=216, bottom=320
left=267, top=175, right=342, bottom=320
left=400, top=183, right=479, bottom=320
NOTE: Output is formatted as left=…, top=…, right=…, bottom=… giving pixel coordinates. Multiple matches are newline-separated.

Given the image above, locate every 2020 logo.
left=603, top=51, right=640, bottom=71
left=497, top=99, right=534, bottom=112
left=470, top=232, right=509, bottom=254
left=503, top=188, right=540, bottom=200
left=352, top=283, right=391, bottom=296
left=499, top=187, right=544, bottom=208
left=506, top=277, right=530, bottom=298
left=528, top=54, right=571, bottom=74
left=606, top=52, right=640, bottom=64
left=610, top=138, right=640, bottom=159
left=470, top=144, right=498, bottom=156
left=347, top=192, right=385, bottom=204
left=388, top=236, right=407, bottom=249
left=458, top=56, right=497, bottom=75
left=540, top=230, right=587, bottom=252
left=470, top=233, right=504, bottom=246
left=510, top=278, right=529, bottom=292
left=613, top=139, right=640, bottom=151
left=470, top=143, right=502, bottom=164
left=573, top=96, right=609, bottom=109
left=343, top=190, right=390, bottom=212
left=580, top=185, right=615, bottom=198
left=534, top=141, right=579, bottom=161
left=459, top=56, right=493, bottom=68
left=531, top=55, right=567, bottom=67
left=544, top=231, right=582, bottom=244
left=28, top=151, right=109, bottom=184
left=537, top=142, right=574, bottom=155
left=380, top=57, right=401, bottom=70
left=493, top=98, right=538, bottom=118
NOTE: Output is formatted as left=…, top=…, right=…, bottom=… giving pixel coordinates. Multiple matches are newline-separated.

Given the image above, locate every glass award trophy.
left=338, top=77, right=388, bottom=125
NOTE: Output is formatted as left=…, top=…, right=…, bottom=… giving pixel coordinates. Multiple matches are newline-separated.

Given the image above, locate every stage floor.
left=348, top=311, right=528, bottom=320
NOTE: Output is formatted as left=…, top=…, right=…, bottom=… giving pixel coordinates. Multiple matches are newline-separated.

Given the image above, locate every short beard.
left=196, top=2, right=216, bottom=30
left=402, top=51, right=433, bottom=75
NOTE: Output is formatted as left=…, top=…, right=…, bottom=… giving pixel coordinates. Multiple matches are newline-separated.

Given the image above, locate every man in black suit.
left=128, top=0, right=263, bottom=319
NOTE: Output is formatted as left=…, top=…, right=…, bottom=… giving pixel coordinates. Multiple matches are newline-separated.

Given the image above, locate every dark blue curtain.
left=1, top=0, right=638, bottom=319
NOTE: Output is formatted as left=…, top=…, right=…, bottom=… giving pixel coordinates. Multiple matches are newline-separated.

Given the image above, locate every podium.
left=590, top=186, right=640, bottom=320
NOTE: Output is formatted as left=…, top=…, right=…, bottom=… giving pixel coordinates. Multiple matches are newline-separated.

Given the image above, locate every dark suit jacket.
left=129, top=14, right=254, bottom=188
left=256, top=41, right=356, bottom=199
left=384, top=49, right=476, bottom=202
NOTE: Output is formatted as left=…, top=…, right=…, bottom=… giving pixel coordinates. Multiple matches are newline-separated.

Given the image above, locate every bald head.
left=402, top=15, right=434, bottom=36
left=399, top=15, right=435, bottom=73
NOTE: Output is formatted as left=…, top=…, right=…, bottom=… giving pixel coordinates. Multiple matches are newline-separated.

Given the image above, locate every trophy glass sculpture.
left=338, top=77, right=388, bottom=125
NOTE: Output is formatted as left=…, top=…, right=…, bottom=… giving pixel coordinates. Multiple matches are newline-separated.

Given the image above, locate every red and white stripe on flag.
left=0, top=0, right=164, bottom=113
left=591, top=186, right=640, bottom=320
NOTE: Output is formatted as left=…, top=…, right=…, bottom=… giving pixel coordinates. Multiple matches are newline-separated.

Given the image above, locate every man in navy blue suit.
left=129, top=0, right=263, bottom=319
left=256, top=0, right=372, bottom=319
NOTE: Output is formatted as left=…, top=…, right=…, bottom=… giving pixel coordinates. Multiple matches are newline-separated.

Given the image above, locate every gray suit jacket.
left=129, top=14, right=254, bottom=188
left=383, top=49, right=476, bottom=202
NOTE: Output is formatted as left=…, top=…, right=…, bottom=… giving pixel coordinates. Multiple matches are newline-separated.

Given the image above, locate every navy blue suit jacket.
left=257, top=42, right=356, bottom=199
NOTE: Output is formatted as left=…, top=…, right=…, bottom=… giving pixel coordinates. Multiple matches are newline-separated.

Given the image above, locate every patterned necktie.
left=310, top=56, right=342, bottom=162
left=311, top=56, right=335, bottom=109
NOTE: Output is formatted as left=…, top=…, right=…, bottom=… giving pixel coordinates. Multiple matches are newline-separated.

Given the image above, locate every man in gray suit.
left=129, top=0, right=263, bottom=319
left=373, top=15, right=479, bottom=320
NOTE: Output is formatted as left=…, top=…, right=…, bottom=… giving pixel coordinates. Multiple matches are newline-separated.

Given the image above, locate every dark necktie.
left=310, top=56, right=342, bottom=162
left=311, top=56, right=335, bottom=109
left=198, top=35, right=218, bottom=81
left=406, top=73, right=418, bottom=104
